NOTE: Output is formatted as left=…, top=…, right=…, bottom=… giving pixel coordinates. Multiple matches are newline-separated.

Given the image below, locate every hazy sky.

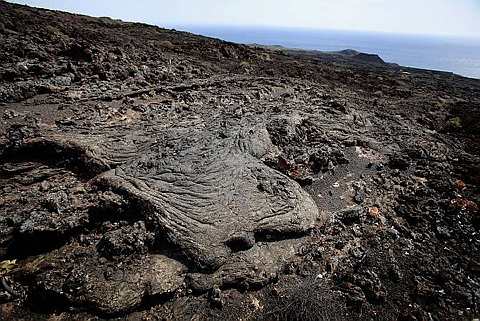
left=8, top=0, right=480, bottom=37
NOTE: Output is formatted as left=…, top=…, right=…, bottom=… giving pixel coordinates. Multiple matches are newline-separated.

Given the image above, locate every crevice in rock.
left=1, top=137, right=110, bottom=180
left=253, top=229, right=311, bottom=244
left=26, top=285, right=179, bottom=319
left=5, top=228, right=80, bottom=260
left=224, top=232, right=256, bottom=253
left=25, top=287, right=75, bottom=316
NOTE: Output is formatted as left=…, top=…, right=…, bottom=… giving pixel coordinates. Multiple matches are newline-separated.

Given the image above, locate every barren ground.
left=0, top=2, right=479, bottom=320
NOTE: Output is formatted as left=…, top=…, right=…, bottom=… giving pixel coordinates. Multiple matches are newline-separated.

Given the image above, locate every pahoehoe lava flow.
left=0, top=1, right=479, bottom=320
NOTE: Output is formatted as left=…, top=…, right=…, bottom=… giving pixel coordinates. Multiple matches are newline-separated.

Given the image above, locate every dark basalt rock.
left=0, top=2, right=479, bottom=320
left=97, top=221, right=150, bottom=257
left=32, top=244, right=187, bottom=316
left=0, top=121, right=321, bottom=314
left=352, top=53, right=385, bottom=64
left=94, top=124, right=320, bottom=270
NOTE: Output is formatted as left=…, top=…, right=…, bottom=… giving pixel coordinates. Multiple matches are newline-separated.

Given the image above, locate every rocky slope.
left=0, top=1, right=479, bottom=320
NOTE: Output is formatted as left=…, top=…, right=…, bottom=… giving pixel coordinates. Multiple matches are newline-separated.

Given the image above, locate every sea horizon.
left=171, top=24, right=480, bottom=79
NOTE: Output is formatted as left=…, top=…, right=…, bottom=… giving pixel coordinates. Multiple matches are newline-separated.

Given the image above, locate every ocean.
left=174, top=25, right=480, bottom=79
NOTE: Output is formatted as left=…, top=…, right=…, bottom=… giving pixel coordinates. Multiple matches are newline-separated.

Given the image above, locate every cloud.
left=8, top=0, right=480, bottom=37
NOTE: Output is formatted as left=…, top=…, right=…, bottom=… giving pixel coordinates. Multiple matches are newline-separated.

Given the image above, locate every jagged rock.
left=97, top=221, right=150, bottom=257
left=187, top=238, right=302, bottom=292
left=35, top=244, right=186, bottom=315
left=337, top=206, right=363, bottom=225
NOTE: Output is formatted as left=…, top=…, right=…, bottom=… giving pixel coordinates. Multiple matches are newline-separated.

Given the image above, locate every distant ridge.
left=249, top=44, right=386, bottom=65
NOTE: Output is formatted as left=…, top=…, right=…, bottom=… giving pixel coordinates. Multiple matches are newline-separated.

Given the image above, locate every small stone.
left=389, top=156, right=410, bottom=170
left=454, top=180, right=466, bottom=191
left=388, top=264, right=402, bottom=282
left=209, top=287, right=224, bottom=308
left=337, top=206, right=363, bottom=225
left=354, top=190, right=365, bottom=204
left=39, top=181, right=50, bottom=192
left=436, top=226, right=451, bottom=239
left=296, top=175, right=314, bottom=186
left=368, top=207, right=380, bottom=218
left=71, top=185, right=86, bottom=194
left=97, top=222, right=149, bottom=257
left=43, top=191, right=70, bottom=213
left=367, top=162, right=384, bottom=171
left=2, top=109, right=19, bottom=120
